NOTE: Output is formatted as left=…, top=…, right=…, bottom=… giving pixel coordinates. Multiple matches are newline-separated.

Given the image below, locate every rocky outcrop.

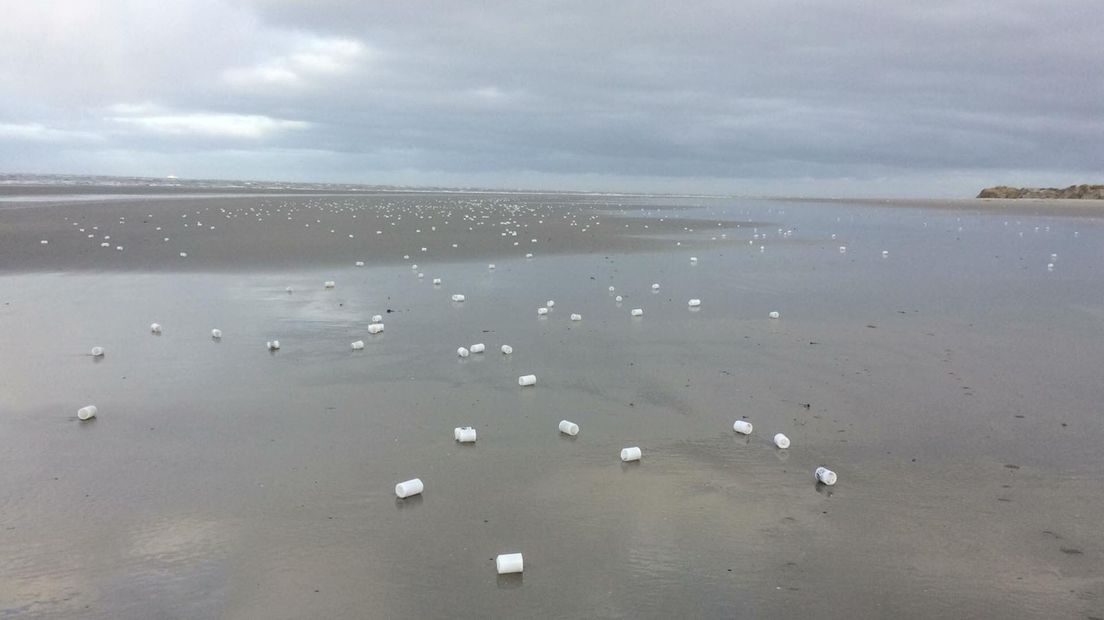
left=977, top=185, right=1104, bottom=199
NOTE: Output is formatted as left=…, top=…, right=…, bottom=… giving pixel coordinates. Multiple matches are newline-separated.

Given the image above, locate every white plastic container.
left=688, top=299, right=701, bottom=307
left=90, top=346, right=105, bottom=357
left=351, top=340, right=365, bottom=350
left=324, top=281, right=336, bottom=288
left=501, top=345, right=513, bottom=355
left=488, top=264, right=496, bottom=269
left=615, top=295, right=623, bottom=302
left=546, top=300, right=555, bottom=308
left=690, top=257, right=698, bottom=263
left=372, top=314, right=383, bottom=323
left=518, top=374, right=536, bottom=386
left=815, top=467, right=837, bottom=486
left=267, top=340, right=281, bottom=350
left=768, top=311, right=780, bottom=319
left=457, top=347, right=470, bottom=358
left=150, top=323, right=162, bottom=334
left=570, top=314, right=582, bottom=321
left=559, top=420, right=579, bottom=436
left=77, top=405, right=97, bottom=421
left=651, top=283, right=660, bottom=290
left=620, top=447, right=642, bottom=462
left=433, top=278, right=442, bottom=285
left=630, top=308, right=643, bottom=317
left=210, top=328, right=223, bottom=340
left=395, top=478, right=424, bottom=498
left=733, top=420, right=753, bottom=434
left=451, top=294, right=466, bottom=302
left=355, top=261, right=365, bottom=267
left=537, top=307, right=549, bottom=316
left=455, top=427, right=477, bottom=443
left=470, top=343, right=486, bottom=353
left=496, top=553, right=523, bottom=574
left=368, top=323, right=384, bottom=334
left=608, top=286, right=616, bottom=292
left=774, top=433, right=790, bottom=449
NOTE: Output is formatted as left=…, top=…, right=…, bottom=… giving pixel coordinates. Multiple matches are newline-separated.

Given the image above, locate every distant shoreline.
left=977, top=184, right=1104, bottom=199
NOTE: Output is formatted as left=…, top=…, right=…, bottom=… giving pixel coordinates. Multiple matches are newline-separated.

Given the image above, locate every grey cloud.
left=0, top=0, right=1101, bottom=196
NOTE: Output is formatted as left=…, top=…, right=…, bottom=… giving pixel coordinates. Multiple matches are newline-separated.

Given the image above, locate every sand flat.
left=1, top=190, right=1102, bottom=618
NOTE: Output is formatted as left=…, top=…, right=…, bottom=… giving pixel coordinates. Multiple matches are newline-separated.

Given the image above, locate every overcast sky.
left=0, top=1, right=1100, bottom=196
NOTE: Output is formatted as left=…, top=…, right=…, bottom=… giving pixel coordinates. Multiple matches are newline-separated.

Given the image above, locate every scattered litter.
left=501, top=345, right=513, bottom=355
left=733, top=421, right=753, bottom=434
left=372, top=314, right=383, bottom=323
left=496, top=553, right=524, bottom=574
left=267, top=340, right=280, bottom=350
left=90, top=346, right=105, bottom=357
left=454, top=427, right=477, bottom=443
left=615, top=295, right=623, bottom=302
left=518, top=374, right=536, bottom=386
left=570, top=313, right=582, bottom=321
left=559, top=420, right=579, bottom=436
left=395, top=478, right=423, bottom=498
left=769, top=311, right=780, bottom=319
left=688, top=299, right=701, bottom=307
left=488, top=264, right=496, bottom=269
left=546, top=300, right=555, bottom=308
left=774, top=433, right=791, bottom=449
left=470, top=343, right=486, bottom=353
left=351, top=340, right=365, bottom=350
left=537, top=307, right=549, bottom=316
left=355, top=261, right=365, bottom=267
left=451, top=294, right=466, bottom=302
left=324, top=281, right=336, bottom=288
left=458, top=347, right=470, bottom=358
left=815, top=467, right=838, bottom=485
left=211, top=329, right=222, bottom=339
left=368, top=323, right=384, bottom=334
left=620, top=446, right=642, bottom=462
left=651, top=283, right=660, bottom=290
left=150, top=323, right=162, bottom=334
left=433, top=278, right=442, bottom=285
left=77, top=405, right=97, bottom=421
left=631, top=308, right=643, bottom=317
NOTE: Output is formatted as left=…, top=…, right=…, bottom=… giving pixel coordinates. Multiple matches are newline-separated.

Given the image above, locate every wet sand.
left=1, top=190, right=1103, bottom=618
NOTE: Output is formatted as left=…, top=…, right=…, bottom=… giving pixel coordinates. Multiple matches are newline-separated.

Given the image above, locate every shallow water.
left=1, top=194, right=1102, bottom=618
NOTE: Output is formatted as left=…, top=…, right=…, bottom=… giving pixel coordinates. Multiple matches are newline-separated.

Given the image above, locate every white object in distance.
left=355, top=261, right=365, bottom=267
left=351, top=340, right=365, bottom=350
left=537, top=307, right=549, bottom=316
left=496, top=553, right=523, bottom=574
left=768, top=311, right=780, bottom=319
left=90, top=346, right=105, bottom=357
left=77, top=405, right=97, bottom=421
left=457, top=347, right=470, bottom=358
left=630, top=308, right=643, bottom=317
left=774, top=433, right=790, bottom=449
left=615, top=295, right=623, bottom=302
left=150, top=323, right=162, bottom=334
left=500, top=344, right=513, bottom=355
left=688, top=299, right=701, bottom=307
left=454, top=427, right=477, bottom=443
left=518, top=374, right=536, bottom=386
left=324, top=281, right=336, bottom=288
left=815, top=467, right=838, bottom=486
left=211, top=329, right=222, bottom=339
left=733, top=420, right=753, bottom=434
left=433, top=278, right=442, bottom=285
left=559, top=420, right=579, bottom=436
left=546, top=300, right=555, bottom=308
left=451, top=294, right=466, bottom=302
left=267, top=340, right=280, bottom=350
left=372, top=314, right=383, bottom=323
left=620, top=446, right=642, bottom=462
left=651, top=283, right=660, bottom=290
left=570, top=313, right=582, bottom=321
left=470, top=343, right=485, bottom=353
left=395, top=478, right=423, bottom=498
